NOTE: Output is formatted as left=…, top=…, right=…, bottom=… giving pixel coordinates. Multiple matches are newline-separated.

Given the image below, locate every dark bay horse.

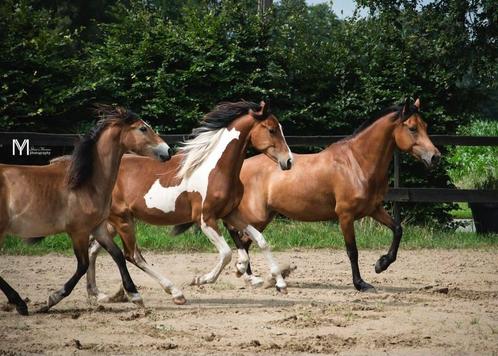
left=226, top=98, right=441, bottom=291
left=0, top=106, right=171, bottom=315
left=86, top=101, right=293, bottom=305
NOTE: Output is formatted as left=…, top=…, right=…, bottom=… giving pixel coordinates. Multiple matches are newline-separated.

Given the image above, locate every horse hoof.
left=108, top=290, right=128, bottom=303
left=129, top=294, right=144, bottom=308
left=37, top=305, right=50, bottom=314
left=173, top=296, right=187, bottom=305
left=276, top=286, right=288, bottom=294
left=248, top=276, right=264, bottom=288
left=16, top=304, right=29, bottom=316
left=360, top=285, right=376, bottom=293
left=375, top=255, right=391, bottom=274
left=96, top=294, right=110, bottom=303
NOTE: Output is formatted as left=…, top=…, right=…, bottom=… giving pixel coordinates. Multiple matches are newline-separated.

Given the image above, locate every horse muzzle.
left=279, top=157, right=293, bottom=170
left=421, top=151, right=441, bottom=169
left=153, top=143, right=172, bottom=162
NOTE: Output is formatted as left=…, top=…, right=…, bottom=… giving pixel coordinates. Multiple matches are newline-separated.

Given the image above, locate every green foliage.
left=447, top=119, right=498, bottom=189
left=0, top=0, right=83, bottom=131
left=0, top=0, right=497, bottom=224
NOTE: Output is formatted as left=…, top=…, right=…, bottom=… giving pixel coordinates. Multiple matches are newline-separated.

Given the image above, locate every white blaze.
left=144, top=128, right=240, bottom=213
left=279, top=123, right=293, bottom=161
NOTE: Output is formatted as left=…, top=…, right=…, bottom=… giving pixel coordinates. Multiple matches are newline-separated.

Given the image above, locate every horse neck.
left=348, top=113, right=398, bottom=181
left=89, top=125, right=125, bottom=198
left=222, top=115, right=255, bottom=179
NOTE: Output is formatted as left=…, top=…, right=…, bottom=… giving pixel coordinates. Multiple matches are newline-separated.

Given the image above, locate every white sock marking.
left=244, top=225, right=286, bottom=289
left=196, top=223, right=232, bottom=284
left=236, top=248, right=249, bottom=274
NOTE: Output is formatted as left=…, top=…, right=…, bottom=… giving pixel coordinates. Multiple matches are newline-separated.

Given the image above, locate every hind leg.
left=225, top=224, right=264, bottom=287
left=0, top=225, right=28, bottom=315
left=115, top=214, right=185, bottom=304
left=86, top=236, right=108, bottom=302
left=91, top=222, right=144, bottom=306
left=0, top=276, right=28, bottom=316
left=225, top=212, right=287, bottom=293
left=39, top=231, right=90, bottom=312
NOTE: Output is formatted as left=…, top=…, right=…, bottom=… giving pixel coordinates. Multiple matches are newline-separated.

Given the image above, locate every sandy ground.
left=1, top=249, right=497, bottom=355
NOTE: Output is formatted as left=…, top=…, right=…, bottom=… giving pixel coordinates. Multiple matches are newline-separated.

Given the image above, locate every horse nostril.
left=431, top=154, right=441, bottom=166
left=167, top=147, right=173, bottom=157
left=286, top=158, right=293, bottom=169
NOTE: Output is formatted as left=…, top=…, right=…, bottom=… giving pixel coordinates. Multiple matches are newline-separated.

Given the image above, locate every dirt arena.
left=1, top=249, right=497, bottom=355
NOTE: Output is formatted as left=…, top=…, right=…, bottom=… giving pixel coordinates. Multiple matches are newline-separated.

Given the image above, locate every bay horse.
left=85, top=101, right=293, bottom=305
left=0, top=106, right=171, bottom=315
left=226, top=98, right=441, bottom=291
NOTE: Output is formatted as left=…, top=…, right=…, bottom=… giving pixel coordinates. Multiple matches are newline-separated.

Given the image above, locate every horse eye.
left=409, top=126, right=417, bottom=133
left=139, top=126, right=147, bottom=133
left=269, top=127, right=276, bottom=134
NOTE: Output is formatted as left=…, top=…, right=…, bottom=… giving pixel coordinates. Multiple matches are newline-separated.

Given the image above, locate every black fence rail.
left=1, top=132, right=498, bottom=147
left=1, top=132, right=497, bottom=224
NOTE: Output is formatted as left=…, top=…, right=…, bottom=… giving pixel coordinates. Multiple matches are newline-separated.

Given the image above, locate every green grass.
left=450, top=203, right=473, bottom=219
left=1, top=218, right=497, bottom=255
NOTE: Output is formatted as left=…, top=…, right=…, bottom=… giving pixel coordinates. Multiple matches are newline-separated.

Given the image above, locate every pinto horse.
left=86, top=101, right=293, bottom=305
left=0, top=106, right=171, bottom=315
left=226, top=98, right=441, bottom=291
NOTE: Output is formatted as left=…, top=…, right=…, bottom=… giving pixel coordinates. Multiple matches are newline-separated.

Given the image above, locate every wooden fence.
left=1, top=132, right=497, bottom=224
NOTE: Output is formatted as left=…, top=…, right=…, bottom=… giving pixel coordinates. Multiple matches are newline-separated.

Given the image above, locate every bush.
left=0, top=0, right=82, bottom=131
left=447, top=119, right=498, bottom=190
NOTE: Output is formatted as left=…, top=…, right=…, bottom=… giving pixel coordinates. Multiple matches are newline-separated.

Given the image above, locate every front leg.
left=191, top=219, right=232, bottom=285
left=39, top=231, right=90, bottom=312
left=338, top=214, right=375, bottom=292
left=369, top=207, right=402, bottom=273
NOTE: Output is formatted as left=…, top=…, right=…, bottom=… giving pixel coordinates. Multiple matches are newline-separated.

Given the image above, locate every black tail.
left=24, top=237, right=46, bottom=245
left=171, top=222, right=195, bottom=236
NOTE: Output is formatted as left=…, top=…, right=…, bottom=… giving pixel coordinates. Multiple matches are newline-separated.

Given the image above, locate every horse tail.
left=171, top=223, right=194, bottom=236
left=25, top=237, right=46, bottom=245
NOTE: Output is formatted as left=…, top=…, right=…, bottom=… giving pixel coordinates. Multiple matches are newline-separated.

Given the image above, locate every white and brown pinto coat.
left=86, top=101, right=293, bottom=305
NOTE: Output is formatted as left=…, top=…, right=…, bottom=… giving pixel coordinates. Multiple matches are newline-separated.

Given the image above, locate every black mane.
left=67, top=105, right=139, bottom=189
left=192, top=101, right=269, bottom=136
left=352, top=103, right=419, bottom=137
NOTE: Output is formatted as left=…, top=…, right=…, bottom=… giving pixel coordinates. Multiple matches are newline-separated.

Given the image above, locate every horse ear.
left=260, top=100, right=269, bottom=117
left=414, top=98, right=420, bottom=109
left=115, top=106, right=127, bottom=117
left=249, top=101, right=268, bottom=120
left=401, top=97, right=411, bottom=121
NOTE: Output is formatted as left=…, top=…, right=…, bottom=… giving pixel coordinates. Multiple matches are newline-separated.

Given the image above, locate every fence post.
left=393, top=149, right=401, bottom=225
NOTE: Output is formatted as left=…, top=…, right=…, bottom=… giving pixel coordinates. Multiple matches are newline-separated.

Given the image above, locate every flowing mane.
left=176, top=101, right=267, bottom=179
left=67, top=105, right=139, bottom=189
left=352, top=102, right=419, bottom=137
